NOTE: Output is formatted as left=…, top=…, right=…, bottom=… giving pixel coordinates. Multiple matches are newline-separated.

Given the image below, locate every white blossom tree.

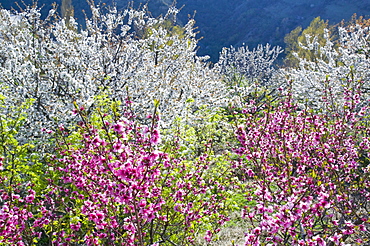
left=283, top=26, right=370, bottom=112
left=0, top=3, right=228, bottom=142
left=216, top=43, right=283, bottom=107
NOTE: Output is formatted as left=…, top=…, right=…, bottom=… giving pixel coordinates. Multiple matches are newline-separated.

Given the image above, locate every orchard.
left=0, top=2, right=369, bottom=245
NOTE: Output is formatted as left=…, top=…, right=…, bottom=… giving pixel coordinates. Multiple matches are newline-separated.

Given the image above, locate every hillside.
left=1, top=0, right=369, bottom=61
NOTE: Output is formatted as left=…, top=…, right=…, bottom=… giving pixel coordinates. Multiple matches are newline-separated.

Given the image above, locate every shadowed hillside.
left=1, top=0, right=369, bottom=61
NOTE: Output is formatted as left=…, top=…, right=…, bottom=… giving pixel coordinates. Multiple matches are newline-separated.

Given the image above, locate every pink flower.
left=150, top=129, right=161, bottom=145
left=70, top=222, right=81, bottom=231
left=246, top=169, right=254, bottom=177
left=328, top=233, right=341, bottom=244
left=113, top=122, right=125, bottom=134
left=253, top=227, right=262, bottom=235
left=204, top=230, right=212, bottom=242
left=139, top=199, right=146, bottom=208
left=92, top=136, right=103, bottom=146
left=25, top=194, right=35, bottom=203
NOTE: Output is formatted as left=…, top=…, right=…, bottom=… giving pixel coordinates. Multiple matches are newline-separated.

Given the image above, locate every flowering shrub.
left=40, top=99, right=230, bottom=245
left=233, top=90, right=370, bottom=245
left=0, top=94, right=232, bottom=245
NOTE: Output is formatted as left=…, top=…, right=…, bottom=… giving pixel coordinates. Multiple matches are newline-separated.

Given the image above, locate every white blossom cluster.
left=0, top=4, right=228, bottom=139
left=216, top=25, right=370, bottom=112
left=284, top=26, right=370, bottom=111
left=216, top=44, right=283, bottom=106
left=3, top=2, right=368, bottom=143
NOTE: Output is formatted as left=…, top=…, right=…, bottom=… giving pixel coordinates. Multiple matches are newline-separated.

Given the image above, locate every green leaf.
left=153, top=99, right=160, bottom=108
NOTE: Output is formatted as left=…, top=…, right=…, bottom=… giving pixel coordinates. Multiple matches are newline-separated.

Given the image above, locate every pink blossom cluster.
left=0, top=189, right=35, bottom=245
left=234, top=94, right=370, bottom=245
left=0, top=99, right=229, bottom=245
left=38, top=107, right=227, bottom=245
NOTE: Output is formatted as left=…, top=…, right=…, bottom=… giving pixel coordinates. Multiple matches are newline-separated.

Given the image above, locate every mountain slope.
left=1, top=0, right=369, bottom=61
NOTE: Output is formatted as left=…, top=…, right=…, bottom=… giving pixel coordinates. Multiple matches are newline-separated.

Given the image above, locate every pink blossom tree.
left=233, top=89, right=370, bottom=245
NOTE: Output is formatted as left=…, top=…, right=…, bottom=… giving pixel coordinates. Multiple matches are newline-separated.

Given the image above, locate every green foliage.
left=0, top=95, right=54, bottom=245
left=165, top=105, right=236, bottom=159
left=156, top=102, right=251, bottom=242
left=0, top=96, right=47, bottom=193
left=284, top=17, right=329, bottom=67
left=144, top=19, right=185, bottom=39
left=284, top=26, right=302, bottom=67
